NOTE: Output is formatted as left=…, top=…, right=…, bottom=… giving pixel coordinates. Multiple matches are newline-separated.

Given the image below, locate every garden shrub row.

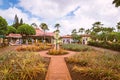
left=88, top=41, right=120, bottom=51
left=61, top=44, right=91, bottom=52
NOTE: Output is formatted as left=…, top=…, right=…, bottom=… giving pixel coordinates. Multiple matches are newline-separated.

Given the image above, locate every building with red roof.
left=6, top=28, right=54, bottom=44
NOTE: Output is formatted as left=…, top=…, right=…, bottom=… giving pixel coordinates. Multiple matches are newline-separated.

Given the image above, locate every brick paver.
left=39, top=50, right=77, bottom=80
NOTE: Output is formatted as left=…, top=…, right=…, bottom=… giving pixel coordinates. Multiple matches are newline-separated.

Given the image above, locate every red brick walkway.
left=39, top=50, right=77, bottom=80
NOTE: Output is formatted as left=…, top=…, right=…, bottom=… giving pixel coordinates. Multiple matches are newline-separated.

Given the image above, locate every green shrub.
left=88, top=41, right=120, bottom=51
left=61, top=44, right=91, bottom=51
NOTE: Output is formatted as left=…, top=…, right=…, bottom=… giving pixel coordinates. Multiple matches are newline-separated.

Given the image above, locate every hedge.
left=88, top=41, right=120, bottom=51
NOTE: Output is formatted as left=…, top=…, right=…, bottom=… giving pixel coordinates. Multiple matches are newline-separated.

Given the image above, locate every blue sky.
left=0, top=0, right=120, bottom=35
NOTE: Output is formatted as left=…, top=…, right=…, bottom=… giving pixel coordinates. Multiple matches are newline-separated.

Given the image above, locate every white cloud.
left=0, top=7, right=41, bottom=25
left=0, top=0, right=120, bottom=35
left=18, top=0, right=79, bottom=19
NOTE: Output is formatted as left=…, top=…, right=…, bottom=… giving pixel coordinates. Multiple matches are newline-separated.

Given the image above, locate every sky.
left=0, top=0, right=120, bottom=35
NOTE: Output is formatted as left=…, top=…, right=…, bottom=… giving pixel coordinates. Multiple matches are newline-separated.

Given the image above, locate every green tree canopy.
left=113, top=0, right=120, bottom=7
left=85, top=29, right=91, bottom=34
left=17, top=24, right=36, bottom=36
left=92, top=22, right=103, bottom=33
left=0, top=16, right=8, bottom=35
left=116, top=22, right=120, bottom=32
left=7, top=26, right=17, bottom=34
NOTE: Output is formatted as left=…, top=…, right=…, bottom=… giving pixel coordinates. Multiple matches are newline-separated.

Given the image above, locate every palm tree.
left=79, top=28, right=85, bottom=34
left=31, top=23, right=38, bottom=28
left=116, top=22, right=120, bottom=32
left=85, top=29, right=91, bottom=34
left=92, top=21, right=103, bottom=33
left=55, top=23, right=61, bottom=30
left=72, top=29, right=77, bottom=34
left=40, top=23, right=49, bottom=43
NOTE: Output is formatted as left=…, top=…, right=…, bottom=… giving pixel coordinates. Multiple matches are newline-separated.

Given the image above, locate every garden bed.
left=66, top=50, right=120, bottom=80
left=16, top=43, right=51, bottom=52
left=0, top=51, right=50, bottom=80
left=47, top=49, right=68, bottom=55
left=61, top=44, right=92, bottom=52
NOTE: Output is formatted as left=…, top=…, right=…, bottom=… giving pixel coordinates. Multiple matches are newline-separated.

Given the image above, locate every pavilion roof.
left=6, top=28, right=54, bottom=38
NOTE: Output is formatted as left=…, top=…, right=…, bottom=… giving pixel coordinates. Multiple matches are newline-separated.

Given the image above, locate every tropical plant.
left=47, top=49, right=68, bottom=55
left=66, top=50, right=120, bottom=80
left=0, top=51, right=49, bottom=80
left=72, top=29, right=77, bottom=33
left=79, top=28, right=85, bottom=34
left=31, top=23, right=38, bottom=28
left=55, top=23, right=61, bottom=30
left=40, top=23, right=49, bottom=43
left=85, top=29, right=91, bottom=34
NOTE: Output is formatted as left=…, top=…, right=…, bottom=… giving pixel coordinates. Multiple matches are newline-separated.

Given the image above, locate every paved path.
left=39, top=50, right=77, bottom=80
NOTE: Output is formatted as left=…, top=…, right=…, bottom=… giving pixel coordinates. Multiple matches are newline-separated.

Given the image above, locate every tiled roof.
left=6, top=33, right=22, bottom=38
left=33, top=28, right=54, bottom=37
left=6, top=28, right=54, bottom=38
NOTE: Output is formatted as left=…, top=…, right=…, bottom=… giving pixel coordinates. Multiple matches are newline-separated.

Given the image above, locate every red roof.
left=34, top=28, right=54, bottom=37
left=6, top=33, right=22, bottom=38
left=6, top=28, right=54, bottom=38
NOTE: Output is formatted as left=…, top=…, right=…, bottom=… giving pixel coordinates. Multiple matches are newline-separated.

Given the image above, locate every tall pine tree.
left=20, top=18, right=23, bottom=26
left=13, top=14, right=20, bottom=29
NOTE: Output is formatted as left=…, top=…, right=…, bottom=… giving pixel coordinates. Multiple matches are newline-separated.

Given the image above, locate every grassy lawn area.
left=65, top=44, right=120, bottom=80
left=0, top=47, right=50, bottom=80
